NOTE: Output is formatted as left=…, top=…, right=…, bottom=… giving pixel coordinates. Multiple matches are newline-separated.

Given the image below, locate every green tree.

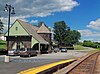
left=53, top=21, right=81, bottom=47
left=82, top=40, right=93, bottom=47
left=0, top=17, right=4, bottom=34
left=53, top=21, right=68, bottom=46
left=64, top=30, right=81, bottom=46
left=82, top=40, right=100, bottom=48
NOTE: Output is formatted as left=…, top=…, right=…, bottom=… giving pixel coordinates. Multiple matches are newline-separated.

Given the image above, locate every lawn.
left=0, top=40, right=7, bottom=49
left=74, top=45, right=85, bottom=50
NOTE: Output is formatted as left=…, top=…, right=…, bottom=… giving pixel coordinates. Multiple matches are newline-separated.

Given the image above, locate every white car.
left=60, top=48, right=67, bottom=52
left=8, top=49, right=16, bottom=56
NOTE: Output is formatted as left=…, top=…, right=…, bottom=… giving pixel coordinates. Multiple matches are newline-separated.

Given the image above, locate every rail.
left=54, top=50, right=100, bottom=74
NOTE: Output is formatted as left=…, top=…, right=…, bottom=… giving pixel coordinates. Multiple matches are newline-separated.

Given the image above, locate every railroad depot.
left=5, top=19, right=51, bottom=53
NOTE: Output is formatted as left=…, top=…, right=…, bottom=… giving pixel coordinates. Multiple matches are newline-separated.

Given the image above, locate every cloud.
left=0, top=0, right=79, bottom=32
left=30, top=20, right=38, bottom=23
left=78, top=18, right=100, bottom=42
left=0, top=15, right=28, bottom=25
left=78, top=29, right=100, bottom=41
left=0, top=0, right=79, bottom=33
left=78, top=29, right=100, bottom=37
left=78, top=29, right=93, bottom=37
left=87, top=18, right=100, bottom=30
left=0, top=0, right=79, bottom=17
left=0, top=16, right=29, bottom=33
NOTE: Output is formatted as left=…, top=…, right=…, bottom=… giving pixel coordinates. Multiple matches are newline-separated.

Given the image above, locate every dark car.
left=41, top=49, right=49, bottom=54
left=14, top=49, right=20, bottom=56
left=60, top=48, right=67, bottom=52
left=19, top=48, right=37, bottom=57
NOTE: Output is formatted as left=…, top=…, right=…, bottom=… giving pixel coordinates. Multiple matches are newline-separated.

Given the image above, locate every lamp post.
left=4, top=4, right=15, bottom=51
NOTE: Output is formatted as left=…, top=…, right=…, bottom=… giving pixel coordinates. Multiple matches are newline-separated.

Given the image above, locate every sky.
left=0, top=0, right=100, bottom=42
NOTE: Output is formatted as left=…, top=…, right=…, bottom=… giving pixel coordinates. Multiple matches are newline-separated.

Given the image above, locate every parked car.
left=14, top=49, right=20, bottom=56
left=53, top=48, right=59, bottom=53
left=8, top=49, right=19, bottom=56
left=19, top=48, right=37, bottom=57
left=0, top=49, right=7, bottom=55
left=41, top=49, right=49, bottom=54
left=60, top=48, right=67, bottom=52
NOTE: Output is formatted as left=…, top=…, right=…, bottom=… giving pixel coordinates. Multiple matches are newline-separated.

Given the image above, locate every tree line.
left=81, top=40, right=100, bottom=48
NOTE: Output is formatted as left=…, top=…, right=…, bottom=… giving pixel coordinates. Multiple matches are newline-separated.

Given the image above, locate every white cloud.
left=0, top=0, right=79, bottom=33
left=30, top=20, right=38, bottom=23
left=0, top=16, right=29, bottom=33
left=0, top=15, right=29, bottom=25
left=78, top=29, right=100, bottom=42
left=78, top=30, right=97, bottom=42
left=14, top=0, right=23, bottom=4
left=78, top=18, right=100, bottom=42
left=78, top=29, right=93, bottom=36
left=87, top=18, right=100, bottom=30
left=0, top=0, right=79, bottom=17
left=78, top=29, right=100, bottom=37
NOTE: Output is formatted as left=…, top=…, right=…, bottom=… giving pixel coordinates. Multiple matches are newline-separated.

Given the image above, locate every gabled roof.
left=17, top=19, right=48, bottom=44
left=37, top=23, right=51, bottom=33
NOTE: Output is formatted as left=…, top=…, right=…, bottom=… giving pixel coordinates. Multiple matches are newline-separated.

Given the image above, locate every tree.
left=0, top=17, right=4, bottom=34
left=82, top=40, right=100, bottom=48
left=53, top=21, right=81, bottom=47
left=53, top=21, right=69, bottom=47
left=64, top=30, right=81, bottom=46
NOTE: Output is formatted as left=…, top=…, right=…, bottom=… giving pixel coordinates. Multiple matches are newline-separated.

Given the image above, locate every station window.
left=15, top=27, right=18, bottom=31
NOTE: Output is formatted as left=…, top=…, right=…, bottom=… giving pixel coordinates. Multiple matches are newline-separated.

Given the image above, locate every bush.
left=82, top=40, right=100, bottom=48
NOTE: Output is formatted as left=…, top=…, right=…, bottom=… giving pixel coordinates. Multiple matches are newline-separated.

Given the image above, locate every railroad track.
left=54, top=50, right=100, bottom=74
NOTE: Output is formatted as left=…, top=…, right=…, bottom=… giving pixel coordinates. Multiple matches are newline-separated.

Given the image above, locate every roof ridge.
left=17, top=19, right=38, bottom=27
left=37, top=23, right=51, bottom=33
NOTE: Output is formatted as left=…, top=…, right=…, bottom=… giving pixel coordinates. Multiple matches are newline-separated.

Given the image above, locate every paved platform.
left=0, top=49, right=95, bottom=74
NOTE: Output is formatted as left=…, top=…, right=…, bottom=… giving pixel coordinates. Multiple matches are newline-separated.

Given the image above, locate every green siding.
left=5, top=20, right=39, bottom=48
left=5, top=21, right=29, bottom=36
left=31, top=37, right=39, bottom=48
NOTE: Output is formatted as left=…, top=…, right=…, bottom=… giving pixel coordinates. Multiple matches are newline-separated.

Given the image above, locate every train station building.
left=5, top=19, right=51, bottom=53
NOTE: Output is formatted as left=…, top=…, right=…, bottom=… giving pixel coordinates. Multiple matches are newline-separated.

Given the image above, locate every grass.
left=0, top=45, right=6, bottom=49
left=96, top=48, right=100, bottom=50
left=0, top=40, right=7, bottom=49
left=74, top=45, right=86, bottom=50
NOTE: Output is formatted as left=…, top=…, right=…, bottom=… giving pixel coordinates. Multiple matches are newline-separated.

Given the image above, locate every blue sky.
left=0, top=0, right=100, bottom=42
